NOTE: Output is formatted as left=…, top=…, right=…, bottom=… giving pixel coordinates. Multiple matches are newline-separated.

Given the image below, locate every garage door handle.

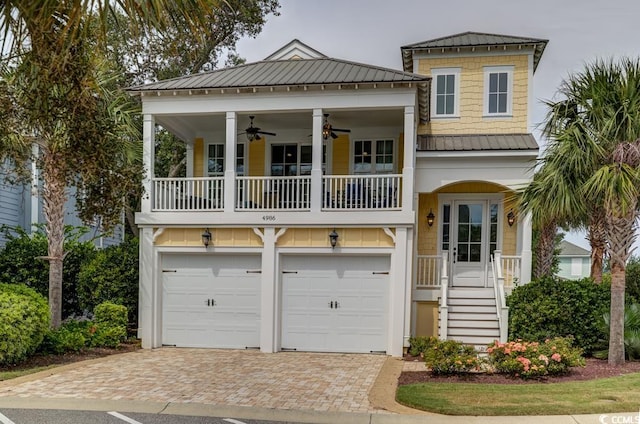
left=282, top=270, right=298, bottom=274
left=206, top=299, right=216, bottom=307
left=334, top=301, right=339, bottom=309
left=372, top=271, right=389, bottom=275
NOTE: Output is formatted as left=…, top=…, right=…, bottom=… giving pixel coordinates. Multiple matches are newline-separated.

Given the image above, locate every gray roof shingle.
left=401, top=31, right=548, bottom=72
left=558, top=240, right=591, bottom=256
left=417, top=134, right=539, bottom=152
left=128, top=58, right=429, bottom=92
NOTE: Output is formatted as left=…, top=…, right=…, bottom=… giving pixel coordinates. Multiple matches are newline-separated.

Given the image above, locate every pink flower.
left=551, top=353, right=562, bottom=362
left=538, top=354, right=549, bottom=365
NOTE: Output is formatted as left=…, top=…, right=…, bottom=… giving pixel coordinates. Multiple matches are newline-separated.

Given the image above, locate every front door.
left=451, top=201, right=487, bottom=287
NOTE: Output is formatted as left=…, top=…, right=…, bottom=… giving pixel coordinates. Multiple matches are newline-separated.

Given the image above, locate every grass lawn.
left=396, top=373, right=640, bottom=415
left=0, top=366, right=58, bottom=381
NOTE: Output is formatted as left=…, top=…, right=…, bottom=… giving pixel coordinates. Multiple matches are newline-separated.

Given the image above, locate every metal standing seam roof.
left=417, top=134, right=539, bottom=152
left=401, top=31, right=548, bottom=72
left=127, top=58, right=429, bottom=92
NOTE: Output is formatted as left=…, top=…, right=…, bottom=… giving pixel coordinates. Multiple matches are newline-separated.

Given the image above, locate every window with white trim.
left=206, top=143, right=246, bottom=176
left=431, top=68, right=460, bottom=118
left=484, top=66, right=513, bottom=116
left=570, top=258, right=582, bottom=276
left=353, top=139, right=395, bottom=174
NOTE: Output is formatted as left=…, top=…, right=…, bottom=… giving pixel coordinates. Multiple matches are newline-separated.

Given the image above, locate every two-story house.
left=130, top=32, right=547, bottom=356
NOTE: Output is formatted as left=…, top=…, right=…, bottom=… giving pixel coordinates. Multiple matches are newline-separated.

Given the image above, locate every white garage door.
left=162, top=254, right=261, bottom=349
left=281, top=255, right=389, bottom=353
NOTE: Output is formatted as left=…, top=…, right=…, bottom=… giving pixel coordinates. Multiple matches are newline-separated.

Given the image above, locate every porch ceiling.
left=157, top=109, right=405, bottom=143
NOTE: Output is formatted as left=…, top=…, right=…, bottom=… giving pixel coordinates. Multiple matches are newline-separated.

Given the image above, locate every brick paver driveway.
left=0, top=348, right=386, bottom=413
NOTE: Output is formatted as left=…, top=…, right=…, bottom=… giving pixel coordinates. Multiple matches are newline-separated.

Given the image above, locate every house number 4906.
left=262, top=215, right=276, bottom=221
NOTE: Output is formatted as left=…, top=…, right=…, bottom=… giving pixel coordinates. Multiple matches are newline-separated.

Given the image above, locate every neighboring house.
left=556, top=240, right=591, bottom=280
left=0, top=159, right=124, bottom=248
left=130, top=32, right=547, bottom=356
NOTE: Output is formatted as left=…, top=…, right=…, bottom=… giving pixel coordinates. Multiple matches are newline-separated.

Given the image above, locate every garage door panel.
left=162, top=254, right=261, bottom=349
left=281, top=255, right=389, bottom=353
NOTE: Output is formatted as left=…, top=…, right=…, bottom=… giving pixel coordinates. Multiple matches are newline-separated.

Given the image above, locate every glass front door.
left=451, top=201, right=487, bottom=287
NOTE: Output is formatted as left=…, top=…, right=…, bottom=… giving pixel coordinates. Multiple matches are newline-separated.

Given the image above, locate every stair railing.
left=439, top=250, right=449, bottom=340
left=491, top=251, right=509, bottom=343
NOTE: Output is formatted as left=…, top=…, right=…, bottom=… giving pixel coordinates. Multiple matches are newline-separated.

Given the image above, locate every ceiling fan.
left=322, top=113, right=351, bottom=140
left=240, top=116, right=276, bottom=141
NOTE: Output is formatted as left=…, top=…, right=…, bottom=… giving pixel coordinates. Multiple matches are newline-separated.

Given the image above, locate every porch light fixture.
left=201, top=228, right=212, bottom=247
left=426, top=209, right=435, bottom=227
left=507, top=209, right=516, bottom=227
left=329, top=229, right=339, bottom=249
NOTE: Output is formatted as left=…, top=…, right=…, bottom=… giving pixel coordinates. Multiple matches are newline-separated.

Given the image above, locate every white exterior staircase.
left=441, top=288, right=500, bottom=350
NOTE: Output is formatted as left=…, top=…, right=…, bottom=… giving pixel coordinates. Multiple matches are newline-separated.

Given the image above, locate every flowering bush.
left=487, top=337, right=584, bottom=378
left=408, top=336, right=438, bottom=357
left=423, top=339, right=484, bottom=375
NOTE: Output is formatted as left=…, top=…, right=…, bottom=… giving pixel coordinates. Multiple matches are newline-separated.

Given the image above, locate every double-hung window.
left=431, top=68, right=460, bottom=118
left=484, top=66, right=513, bottom=116
left=353, top=139, right=395, bottom=174
left=207, top=143, right=246, bottom=176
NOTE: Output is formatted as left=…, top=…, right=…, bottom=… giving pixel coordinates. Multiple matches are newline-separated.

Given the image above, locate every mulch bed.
left=0, top=341, right=140, bottom=375
left=399, top=356, right=640, bottom=385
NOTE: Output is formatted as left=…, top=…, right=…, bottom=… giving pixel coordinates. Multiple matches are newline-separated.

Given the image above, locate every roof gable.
left=558, top=240, right=591, bottom=257
left=401, top=31, right=548, bottom=73
left=264, top=39, right=327, bottom=60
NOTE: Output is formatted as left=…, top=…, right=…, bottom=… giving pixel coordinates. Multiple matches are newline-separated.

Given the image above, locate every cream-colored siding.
left=415, top=301, right=439, bottom=337
left=154, top=228, right=263, bottom=247
left=331, top=134, right=350, bottom=175
left=277, top=228, right=394, bottom=248
left=193, top=138, right=204, bottom=177
left=416, top=55, right=529, bottom=135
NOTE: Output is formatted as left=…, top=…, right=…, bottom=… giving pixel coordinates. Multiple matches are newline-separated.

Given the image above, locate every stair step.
left=447, top=312, right=498, bottom=321
left=448, top=298, right=496, bottom=306
left=446, top=335, right=500, bottom=347
left=448, top=320, right=499, bottom=329
left=448, top=327, right=500, bottom=337
left=448, top=305, right=497, bottom=314
left=448, top=289, right=495, bottom=299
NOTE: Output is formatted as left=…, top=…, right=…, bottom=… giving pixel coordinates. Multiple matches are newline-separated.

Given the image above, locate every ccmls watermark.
left=599, top=411, right=640, bottom=424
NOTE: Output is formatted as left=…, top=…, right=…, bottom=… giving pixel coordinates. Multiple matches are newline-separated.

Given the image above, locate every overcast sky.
left=235, top=0, right=640, bottom=251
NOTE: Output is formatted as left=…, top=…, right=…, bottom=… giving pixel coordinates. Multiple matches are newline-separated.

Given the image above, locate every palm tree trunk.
left=587, top=212, right=607, bottom=284
left=534, top=220, right=557, bottom=279
left=609, top=260, right=626, bottom=365
left=42, top=151, right=68, bottom=329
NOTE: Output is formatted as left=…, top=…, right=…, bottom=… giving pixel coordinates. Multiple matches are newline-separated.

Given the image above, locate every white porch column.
left=403, top=227, right=414, bottom=349
left=402, top=106, right=415, bottom=213
left=224, top=112, right=237, bottom=212
left=260, top=227, right=277, bottom=352
left=310, top=109, right=323, bottom=212
left=389, top=227, right=408, bottom=357
left=520, top=212, right=533, bottom=284
left=138, top=227, right=156, bottom=347
left=185, top=143, right=194, bottom=178
left=141, top=114, right=155, bottom=213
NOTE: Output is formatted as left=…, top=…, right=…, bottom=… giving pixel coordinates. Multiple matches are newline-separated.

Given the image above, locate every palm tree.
left=542, top=59, right=640, bottom=365
left=0, top=1, right=223, bottom=328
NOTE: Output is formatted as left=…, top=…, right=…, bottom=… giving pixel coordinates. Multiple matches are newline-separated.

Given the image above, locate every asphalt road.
left=0, top=409, right=305, bottom=424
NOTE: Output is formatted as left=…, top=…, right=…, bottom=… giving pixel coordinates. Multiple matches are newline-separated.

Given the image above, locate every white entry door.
left=281, top=255, right=389, bottom=353
left=162, top=254, right=261, bottom=348
left=451, top=201, right=487, bottom=287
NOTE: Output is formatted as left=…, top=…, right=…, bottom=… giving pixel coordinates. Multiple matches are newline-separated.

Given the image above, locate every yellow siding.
left=502, top=197, right=517, bottom=256
left=416, top=55, right=529, bottom=135
left=438, top=181, right=505, bottom=194
left=248, top=138, right=265, bottom=176
left=154, top=228, right=262, bottom=247
left=415, top=301, right=439, bottom=337
left=417, top=193, right=438, bottom=256
left=331, top=135, right=350, bottom=175
left=194, top=138, right=204, bottom=177
left=277, top=228, right=394, bottom=248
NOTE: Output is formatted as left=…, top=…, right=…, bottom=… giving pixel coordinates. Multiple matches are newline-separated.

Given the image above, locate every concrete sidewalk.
left=0, top=348, right=634, bottom=423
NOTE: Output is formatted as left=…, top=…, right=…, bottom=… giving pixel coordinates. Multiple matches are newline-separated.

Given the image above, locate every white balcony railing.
left=235, top=176, right=311, bottom=211
left=153, top=177, right=224, bottom=211
left=501, top=254, right=522, bottom=290
left=416, top=255, right=442, bottom=288
left=322, top=174, right=402, bottom=210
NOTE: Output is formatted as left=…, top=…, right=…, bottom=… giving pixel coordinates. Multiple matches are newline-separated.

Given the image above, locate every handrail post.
left=439, top=250, right=449, bottom=340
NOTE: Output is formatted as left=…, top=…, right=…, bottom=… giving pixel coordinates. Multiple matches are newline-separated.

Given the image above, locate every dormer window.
left=484, top=66, right=514, bottom=116
left=431, top=68, right=460, bottom=118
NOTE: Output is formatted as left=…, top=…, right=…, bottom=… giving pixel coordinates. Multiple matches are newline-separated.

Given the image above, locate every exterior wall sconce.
left=329, top=229, right=339, bottom=249
left=507, top=209, right=516, bottom=227
left=426, top=209, right=435, bottom=227
left=202, top=228, right=212, bottom=247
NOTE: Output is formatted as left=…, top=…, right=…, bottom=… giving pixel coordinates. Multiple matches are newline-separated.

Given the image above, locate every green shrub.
left=408, top=336, right=438, bottom=357
left=91, top=302, right=128, bottom=348
left=0, top=284, right=50, bottom=364
left=77, top=237, right=138, bottom=325
left=625, top=257, right=640, bottom=303
left=487, top=337, right=584, bottom=378
left=507, top=276, right=610, bottom=354
left=0, top=226, right=96, bottom=318
left=423, top=339, right=484, bottom=375
left=594, top=303, right=640, bottom=360
left=40, top=320, right=93, bottom=354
